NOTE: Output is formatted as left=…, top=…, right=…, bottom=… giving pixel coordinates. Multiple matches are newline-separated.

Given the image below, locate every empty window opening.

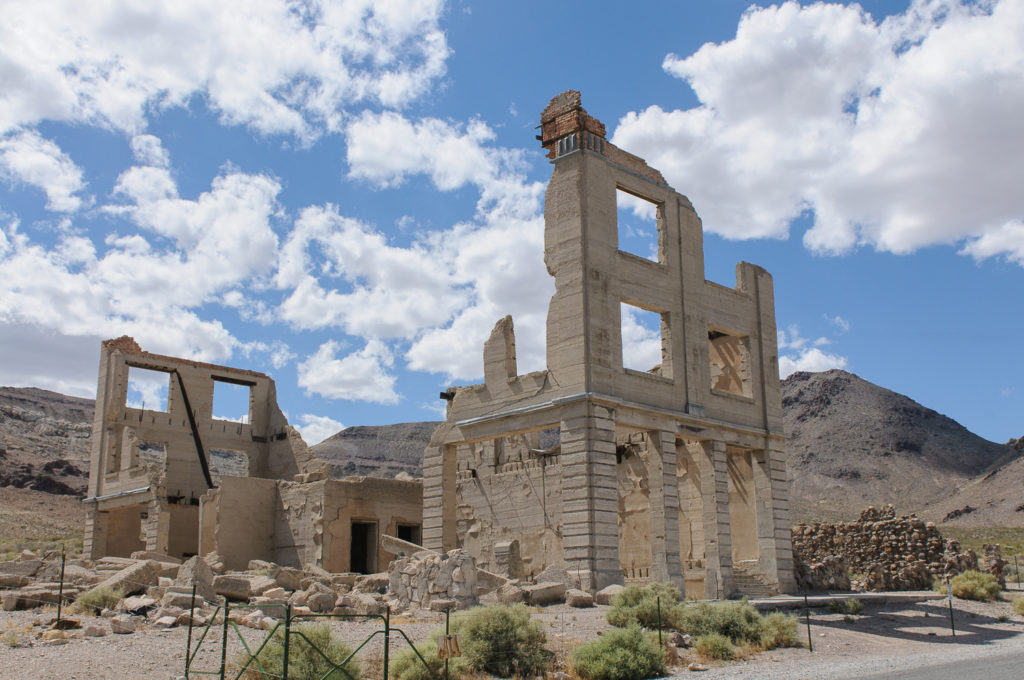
left=212, top=378, right=253, bottom=423
left=621, top=302, right=671, bottom=377
left=135, top=440, right=166, bottom=469
left=709, top=330, right=752, bottom=397
left=350, top=521, right=377, bottom=574
left=397, top=524, right=421, bottom=545
left=209, top=449, right=249, bottom=481
left=617, top=188, right=662, bottom=262
left=126, top=366, right=171, bottom=412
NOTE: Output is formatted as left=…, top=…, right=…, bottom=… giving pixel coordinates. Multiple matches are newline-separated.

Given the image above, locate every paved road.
left=857, top=649, right=1024, bottom=680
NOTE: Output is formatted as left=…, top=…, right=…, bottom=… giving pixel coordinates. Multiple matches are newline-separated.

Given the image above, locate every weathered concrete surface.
left=96, top=559, right=161, bottom=597
left=424, top=91, right=792, bottom=597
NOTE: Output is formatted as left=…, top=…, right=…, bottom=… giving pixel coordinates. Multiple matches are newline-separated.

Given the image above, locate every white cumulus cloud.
left=613, top=0, right=1024, bottom=265
left=0, top=0, right=449, bottom=139
left=295, top=413, right=346, bottom=446
left=0, top=130, right=87, bottom=212
left=780, top=347, right=849, bottom=377
left=297, top=339, right=399, bottom=404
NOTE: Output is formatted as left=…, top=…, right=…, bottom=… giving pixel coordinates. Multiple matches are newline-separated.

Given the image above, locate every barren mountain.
left=309, top=421, right=437, bottom=478
left=0, top=387, right=92, bottom=495
left=783, top=369, right=1018, bottom=522
left=1, top=373, right=1019, bottom=540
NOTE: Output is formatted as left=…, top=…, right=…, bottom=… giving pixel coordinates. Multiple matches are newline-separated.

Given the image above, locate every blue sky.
left=1, top=0, right=1022, bottom=445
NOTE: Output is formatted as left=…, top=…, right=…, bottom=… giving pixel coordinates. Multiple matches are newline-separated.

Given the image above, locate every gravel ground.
left=1, top=594, right=1022, bottom=679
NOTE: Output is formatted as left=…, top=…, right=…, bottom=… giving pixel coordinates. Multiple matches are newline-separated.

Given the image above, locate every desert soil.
left=1, top=591, right=1023, bottom=680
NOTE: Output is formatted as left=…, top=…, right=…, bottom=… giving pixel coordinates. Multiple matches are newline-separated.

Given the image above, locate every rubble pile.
left=388, top=548, right=478, bottom=610
left=792, top=505, right=979, bottom=592
left=981, top=544, right=1006, bottom=588
left=0, top=549, right=409, bottom=636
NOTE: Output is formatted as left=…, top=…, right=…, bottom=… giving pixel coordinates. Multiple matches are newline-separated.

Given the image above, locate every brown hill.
left=1, top=374, right=1019, bottom=539
left=309, top=421, right=437, bottom=478
left=0, top=386, right=92, bottom=495
left=782, top=369, right=1018, bottom=522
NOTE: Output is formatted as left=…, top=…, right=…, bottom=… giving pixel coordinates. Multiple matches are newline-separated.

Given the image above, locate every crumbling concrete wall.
left=424, top=91, right=793, bottom=597
left=84, top=336, right=325, bottom=561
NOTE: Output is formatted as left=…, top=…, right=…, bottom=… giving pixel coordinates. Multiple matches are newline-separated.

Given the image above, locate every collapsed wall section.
left=84, top=336, right=325, bottom=561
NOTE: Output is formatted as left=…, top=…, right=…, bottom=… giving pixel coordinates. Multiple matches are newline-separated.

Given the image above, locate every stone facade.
left=423, top=91, right=793, bottom=597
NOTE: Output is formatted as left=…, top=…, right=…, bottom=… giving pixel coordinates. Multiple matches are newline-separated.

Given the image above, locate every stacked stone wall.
left=792, top=505, right=979, bottom=592
left=388, top=549, right=477, bottom=610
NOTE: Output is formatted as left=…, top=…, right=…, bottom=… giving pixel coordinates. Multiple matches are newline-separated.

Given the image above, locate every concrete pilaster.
left=755, top=442, right=794, bottom=591
left=560, top=402, right=621, bottom=591
left=700, top=440, right=733, bottom=599
left=646, top=430, right=683, bottom=586
left=422, top=444, right=456, bottom=552
left=84, top=504, right=105, bottom=560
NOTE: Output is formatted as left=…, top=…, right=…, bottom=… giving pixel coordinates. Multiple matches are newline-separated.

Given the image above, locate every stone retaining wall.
left=792, top=505, right=979, bottom=592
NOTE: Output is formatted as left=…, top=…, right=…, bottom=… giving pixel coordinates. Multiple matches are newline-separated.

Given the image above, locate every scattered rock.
left=594, top=584, right=624, bottom=605
left=523, top=581, right=566, bottom=606
left=565, top=588, right=594, bottom=608
left=110, top=615, right=136, bottom=634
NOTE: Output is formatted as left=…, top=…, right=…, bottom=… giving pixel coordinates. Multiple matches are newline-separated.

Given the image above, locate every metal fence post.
left=185, top=582, right=197, bottom=678
left=803, top=589, right=813, bottom=652
left=219, top=597, right=230, bottom=680
left=656, top=596, right=662, bottom=646
left=383, top=605, right=391, bottom=680
left=283, top=604, right=292, bottom=680
left=444, top=608, right=451, bottom=680
left=55, top=544, right=66, bottom=627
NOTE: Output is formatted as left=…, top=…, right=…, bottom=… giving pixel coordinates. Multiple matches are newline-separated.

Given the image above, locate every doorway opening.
left=350, top=521, right=377, bottom=574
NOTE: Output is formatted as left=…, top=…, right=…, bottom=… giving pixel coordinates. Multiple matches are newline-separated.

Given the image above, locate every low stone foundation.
left=792, top=505, right=978, bottom=592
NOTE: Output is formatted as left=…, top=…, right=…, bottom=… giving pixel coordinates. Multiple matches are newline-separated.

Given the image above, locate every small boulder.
left=523, top=581, right=566, bottom=606
left=594, top=584, right=624, bottom=605
left=565, top=588, right=594, bottom=608
left=95, top=560, right=162, bottom=597
left=353, top=573, right=390, bottom=594
left=110, top=615, right=136, bottom=634
left=213, top=575, right=251, bottom=602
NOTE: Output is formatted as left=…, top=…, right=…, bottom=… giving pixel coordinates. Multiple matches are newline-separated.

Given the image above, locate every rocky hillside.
left=309, top=421, right=437, bottom=478
left=783, top=369, right=1017, bottom=522
left=0, top=387, right=92, bottom=495
left=1, top=375, right=1019, bottom=529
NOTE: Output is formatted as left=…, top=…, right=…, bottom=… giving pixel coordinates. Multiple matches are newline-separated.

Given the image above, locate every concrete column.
left=754, top=442, right=794, bottom=591
left=84, top=504, right=106, bottom=560
left=646, top=429, right=683, bottom=587
left=422, top=443, right=456, bottom=552
left=146, top=498, right=169, bottom=555
left=560, top=402, right=621, bottom=591
left=699, top=439, right=733, bottom=599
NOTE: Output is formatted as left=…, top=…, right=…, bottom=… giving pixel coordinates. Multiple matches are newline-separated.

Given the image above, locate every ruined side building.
left=423, top=91, right=793, bottom=597
left=83, top=337, right=421, bottom=573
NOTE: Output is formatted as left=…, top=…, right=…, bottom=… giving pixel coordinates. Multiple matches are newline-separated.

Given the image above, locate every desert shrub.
left=828, top=598, right=863, bottom=615
left=758, top=612, right=801, bottom=649
left=570, top=625, right=666, bottom=680
left=391, top=638, right=469, bottom=680
left=239, top=623, right=360, bottom=680
left=454, top=604, right=550, bottom=678
left=694, top=633, right=734, bottom=661
left=678, top=600, right=763, bottom=644
left=606, top=583, right=683, bottom=630
left=72, top=585, right=123, bottom=614
left=945, top=571, right=1001, bottom=601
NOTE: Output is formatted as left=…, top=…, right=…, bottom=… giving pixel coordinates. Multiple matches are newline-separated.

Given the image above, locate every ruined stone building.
left=423, top=92, right=793, bottom=597
left=83, top=337, right=421, bottom=573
